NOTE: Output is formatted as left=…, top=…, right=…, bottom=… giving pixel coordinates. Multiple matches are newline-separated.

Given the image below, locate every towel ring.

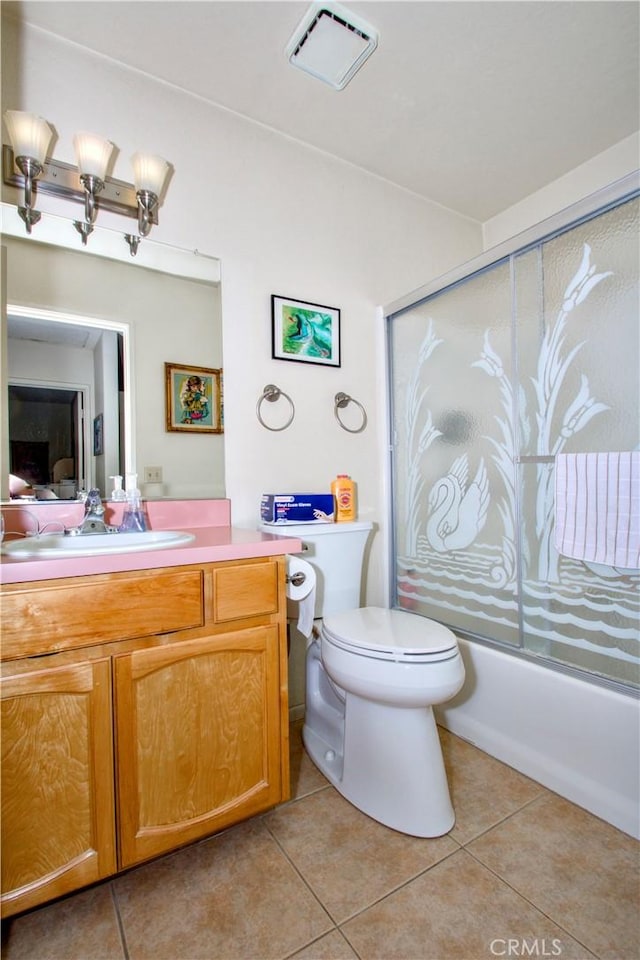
left=334, top=392, right=367, bottom=433
left=257, top=384, right=295, bottom=431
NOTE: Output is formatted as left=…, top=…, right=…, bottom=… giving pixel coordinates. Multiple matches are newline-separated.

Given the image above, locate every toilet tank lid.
left=259, top=520, right=373, bottom=536
left=323, top=607, right=458, bottom=655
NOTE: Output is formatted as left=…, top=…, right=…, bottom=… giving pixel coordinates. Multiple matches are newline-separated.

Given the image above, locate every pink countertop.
left=0, top=500, right=302, bottom=585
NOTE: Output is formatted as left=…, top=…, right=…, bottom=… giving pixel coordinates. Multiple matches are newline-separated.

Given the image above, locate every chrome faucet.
left=77, top=488, right=111, bottom=535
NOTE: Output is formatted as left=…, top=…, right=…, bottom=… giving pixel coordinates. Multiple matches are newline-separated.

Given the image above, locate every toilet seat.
left=322, top=607, right=458, bottom=663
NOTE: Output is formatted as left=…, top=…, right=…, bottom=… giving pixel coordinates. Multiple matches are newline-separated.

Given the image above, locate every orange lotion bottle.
left=332, top=475, right=356, bottom=522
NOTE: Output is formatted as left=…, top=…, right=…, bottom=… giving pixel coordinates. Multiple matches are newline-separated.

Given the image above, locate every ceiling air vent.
left=286, top=2, right=378, bottom=91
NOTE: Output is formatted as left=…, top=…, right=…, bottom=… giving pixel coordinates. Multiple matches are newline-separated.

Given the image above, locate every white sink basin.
left=1, top=530, right=195, bottom=559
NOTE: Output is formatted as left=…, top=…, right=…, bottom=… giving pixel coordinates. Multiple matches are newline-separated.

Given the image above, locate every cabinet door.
left=115, top=625, right=283, bottom=868
left=1, top=659, right=116, bottom=918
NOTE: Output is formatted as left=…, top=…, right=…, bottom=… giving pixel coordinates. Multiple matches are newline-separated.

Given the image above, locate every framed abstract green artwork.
left=271, top=295, right=341, bottom=367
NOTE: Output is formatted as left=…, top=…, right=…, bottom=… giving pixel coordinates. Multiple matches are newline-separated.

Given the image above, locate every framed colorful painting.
left=271, top=295, right=341, bottom=367
left=165, top=363, right=223, bottom=434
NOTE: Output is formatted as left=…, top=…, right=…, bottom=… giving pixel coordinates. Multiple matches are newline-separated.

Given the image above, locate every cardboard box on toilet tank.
left=260, top=494, right=335, bottom=524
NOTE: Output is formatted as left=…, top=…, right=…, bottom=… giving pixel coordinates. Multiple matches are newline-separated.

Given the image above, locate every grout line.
left=279, top=781, right=333, bottom=808
left=338, top=926, right=364, bottom=960
left=283, top=927, right=362, bottom=960
left=335, top=844, right=466, bottom=928
left=453, top=791, right=548, bottom=847
left=462, top=847, right=600, bottom=958
left=261, top=816, right=339, bottom=932
left=109, top=881, right=130, bottom=960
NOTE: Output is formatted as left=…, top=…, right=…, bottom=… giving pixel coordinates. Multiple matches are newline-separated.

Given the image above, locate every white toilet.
left=261, top=520, right=465, bottom=837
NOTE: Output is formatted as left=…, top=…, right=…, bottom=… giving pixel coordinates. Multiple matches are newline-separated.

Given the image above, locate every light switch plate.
left=144, top=466, right=163, bottom=483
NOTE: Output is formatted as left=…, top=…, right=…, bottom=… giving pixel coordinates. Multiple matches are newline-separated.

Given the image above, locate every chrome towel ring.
left=334, top=392, right=367, bottom=433
left=257, top=384, right=295, bottom=431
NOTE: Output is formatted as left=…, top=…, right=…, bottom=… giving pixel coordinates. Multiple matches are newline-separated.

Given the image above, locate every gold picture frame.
left=165, top=362, right=223, bottom=434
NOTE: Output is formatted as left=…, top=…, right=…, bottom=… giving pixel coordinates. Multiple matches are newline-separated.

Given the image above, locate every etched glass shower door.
left=515, top=198, right=640, bottom=686
left=389, top=193, right=639, bottom=689
left=391, top=260, right=520, bottom=647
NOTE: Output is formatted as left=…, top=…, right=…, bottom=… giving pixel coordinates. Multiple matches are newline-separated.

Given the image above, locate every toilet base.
left=303, top=687, right=456, bottom=838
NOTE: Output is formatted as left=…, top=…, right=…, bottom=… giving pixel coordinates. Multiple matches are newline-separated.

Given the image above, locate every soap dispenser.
left=118, top=474, right=147, bottom=533
left=109, top=475, right=127, bottom=501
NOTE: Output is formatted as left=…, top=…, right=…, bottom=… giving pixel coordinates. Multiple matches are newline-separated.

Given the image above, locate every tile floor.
left=2, top=723, right=638, bottom=960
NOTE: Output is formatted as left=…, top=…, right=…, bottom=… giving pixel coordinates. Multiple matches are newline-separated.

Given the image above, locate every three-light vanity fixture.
left=2, top=110, right=171, bottom=255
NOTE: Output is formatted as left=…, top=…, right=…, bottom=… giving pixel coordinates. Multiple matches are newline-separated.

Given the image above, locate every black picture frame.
left=271, top=294, right=341, bottom=368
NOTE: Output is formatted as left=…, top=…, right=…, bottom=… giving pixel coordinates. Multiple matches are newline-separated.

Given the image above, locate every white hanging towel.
left=554, top=452, right=640, bottom=569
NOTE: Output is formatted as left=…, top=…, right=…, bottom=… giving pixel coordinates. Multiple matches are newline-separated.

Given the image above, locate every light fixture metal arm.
left=13, top=155, right=43, bottom=233
left=137, top=190, right=159, bottom=237
left=79, top=173, right=105, bottom=224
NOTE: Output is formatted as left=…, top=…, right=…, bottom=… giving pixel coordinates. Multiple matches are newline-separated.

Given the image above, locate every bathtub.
left=435, top=637, right=640, bottom=839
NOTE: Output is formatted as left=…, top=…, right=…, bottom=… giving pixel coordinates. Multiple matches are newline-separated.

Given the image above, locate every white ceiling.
left=5, top=0, right=640, bottom=222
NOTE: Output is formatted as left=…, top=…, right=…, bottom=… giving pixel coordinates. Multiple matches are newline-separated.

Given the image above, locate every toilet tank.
left=260, top=521, right=373, bottom=617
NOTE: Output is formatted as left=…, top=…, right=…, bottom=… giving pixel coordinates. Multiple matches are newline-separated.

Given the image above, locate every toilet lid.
left=322, top=607, right=458, bottom=660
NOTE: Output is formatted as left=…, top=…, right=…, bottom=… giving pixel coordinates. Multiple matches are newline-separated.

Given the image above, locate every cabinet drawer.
left=212, top=560, right=279, bottom=622
left=1, top=569, right=204, bottom=659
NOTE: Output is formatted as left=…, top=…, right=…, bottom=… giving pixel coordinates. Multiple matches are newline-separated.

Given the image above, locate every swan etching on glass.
left=426, top=454, right=490, bottom=553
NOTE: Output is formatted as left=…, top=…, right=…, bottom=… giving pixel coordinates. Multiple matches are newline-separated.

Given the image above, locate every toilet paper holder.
left=287, top=570, right=306, bottom=587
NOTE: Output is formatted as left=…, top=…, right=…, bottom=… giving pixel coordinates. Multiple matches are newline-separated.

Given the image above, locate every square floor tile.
left=1, top=884, right=124, bottom=960
left=265, top=787, right=458, bottom=923
left=341, top=848, right=596, bottom=959
left=113, top=818, right=333, bottom=960
left=469, top=793, right=640, bottom=959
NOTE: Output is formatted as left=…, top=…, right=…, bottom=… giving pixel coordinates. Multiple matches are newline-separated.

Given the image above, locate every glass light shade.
left=4, top=110, right=53, bottom=163
left=131, top=152, right=169, bottom=195
left=73, top=132, right=114, bottom=180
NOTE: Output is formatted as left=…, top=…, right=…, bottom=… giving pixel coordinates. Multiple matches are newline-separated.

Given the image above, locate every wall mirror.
left=1, top=204, right=223, bottom=503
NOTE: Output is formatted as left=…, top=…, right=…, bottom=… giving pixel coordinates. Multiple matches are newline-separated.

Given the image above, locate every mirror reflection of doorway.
left=8, top=384, right=86, bottom=498
left=7, top=308, right=127, bottom=499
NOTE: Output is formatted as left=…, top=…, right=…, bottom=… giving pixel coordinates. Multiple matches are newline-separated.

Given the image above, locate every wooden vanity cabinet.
left=0, top=555, right=290, bottom=918
left=1, top=658, right=116, bottom=917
